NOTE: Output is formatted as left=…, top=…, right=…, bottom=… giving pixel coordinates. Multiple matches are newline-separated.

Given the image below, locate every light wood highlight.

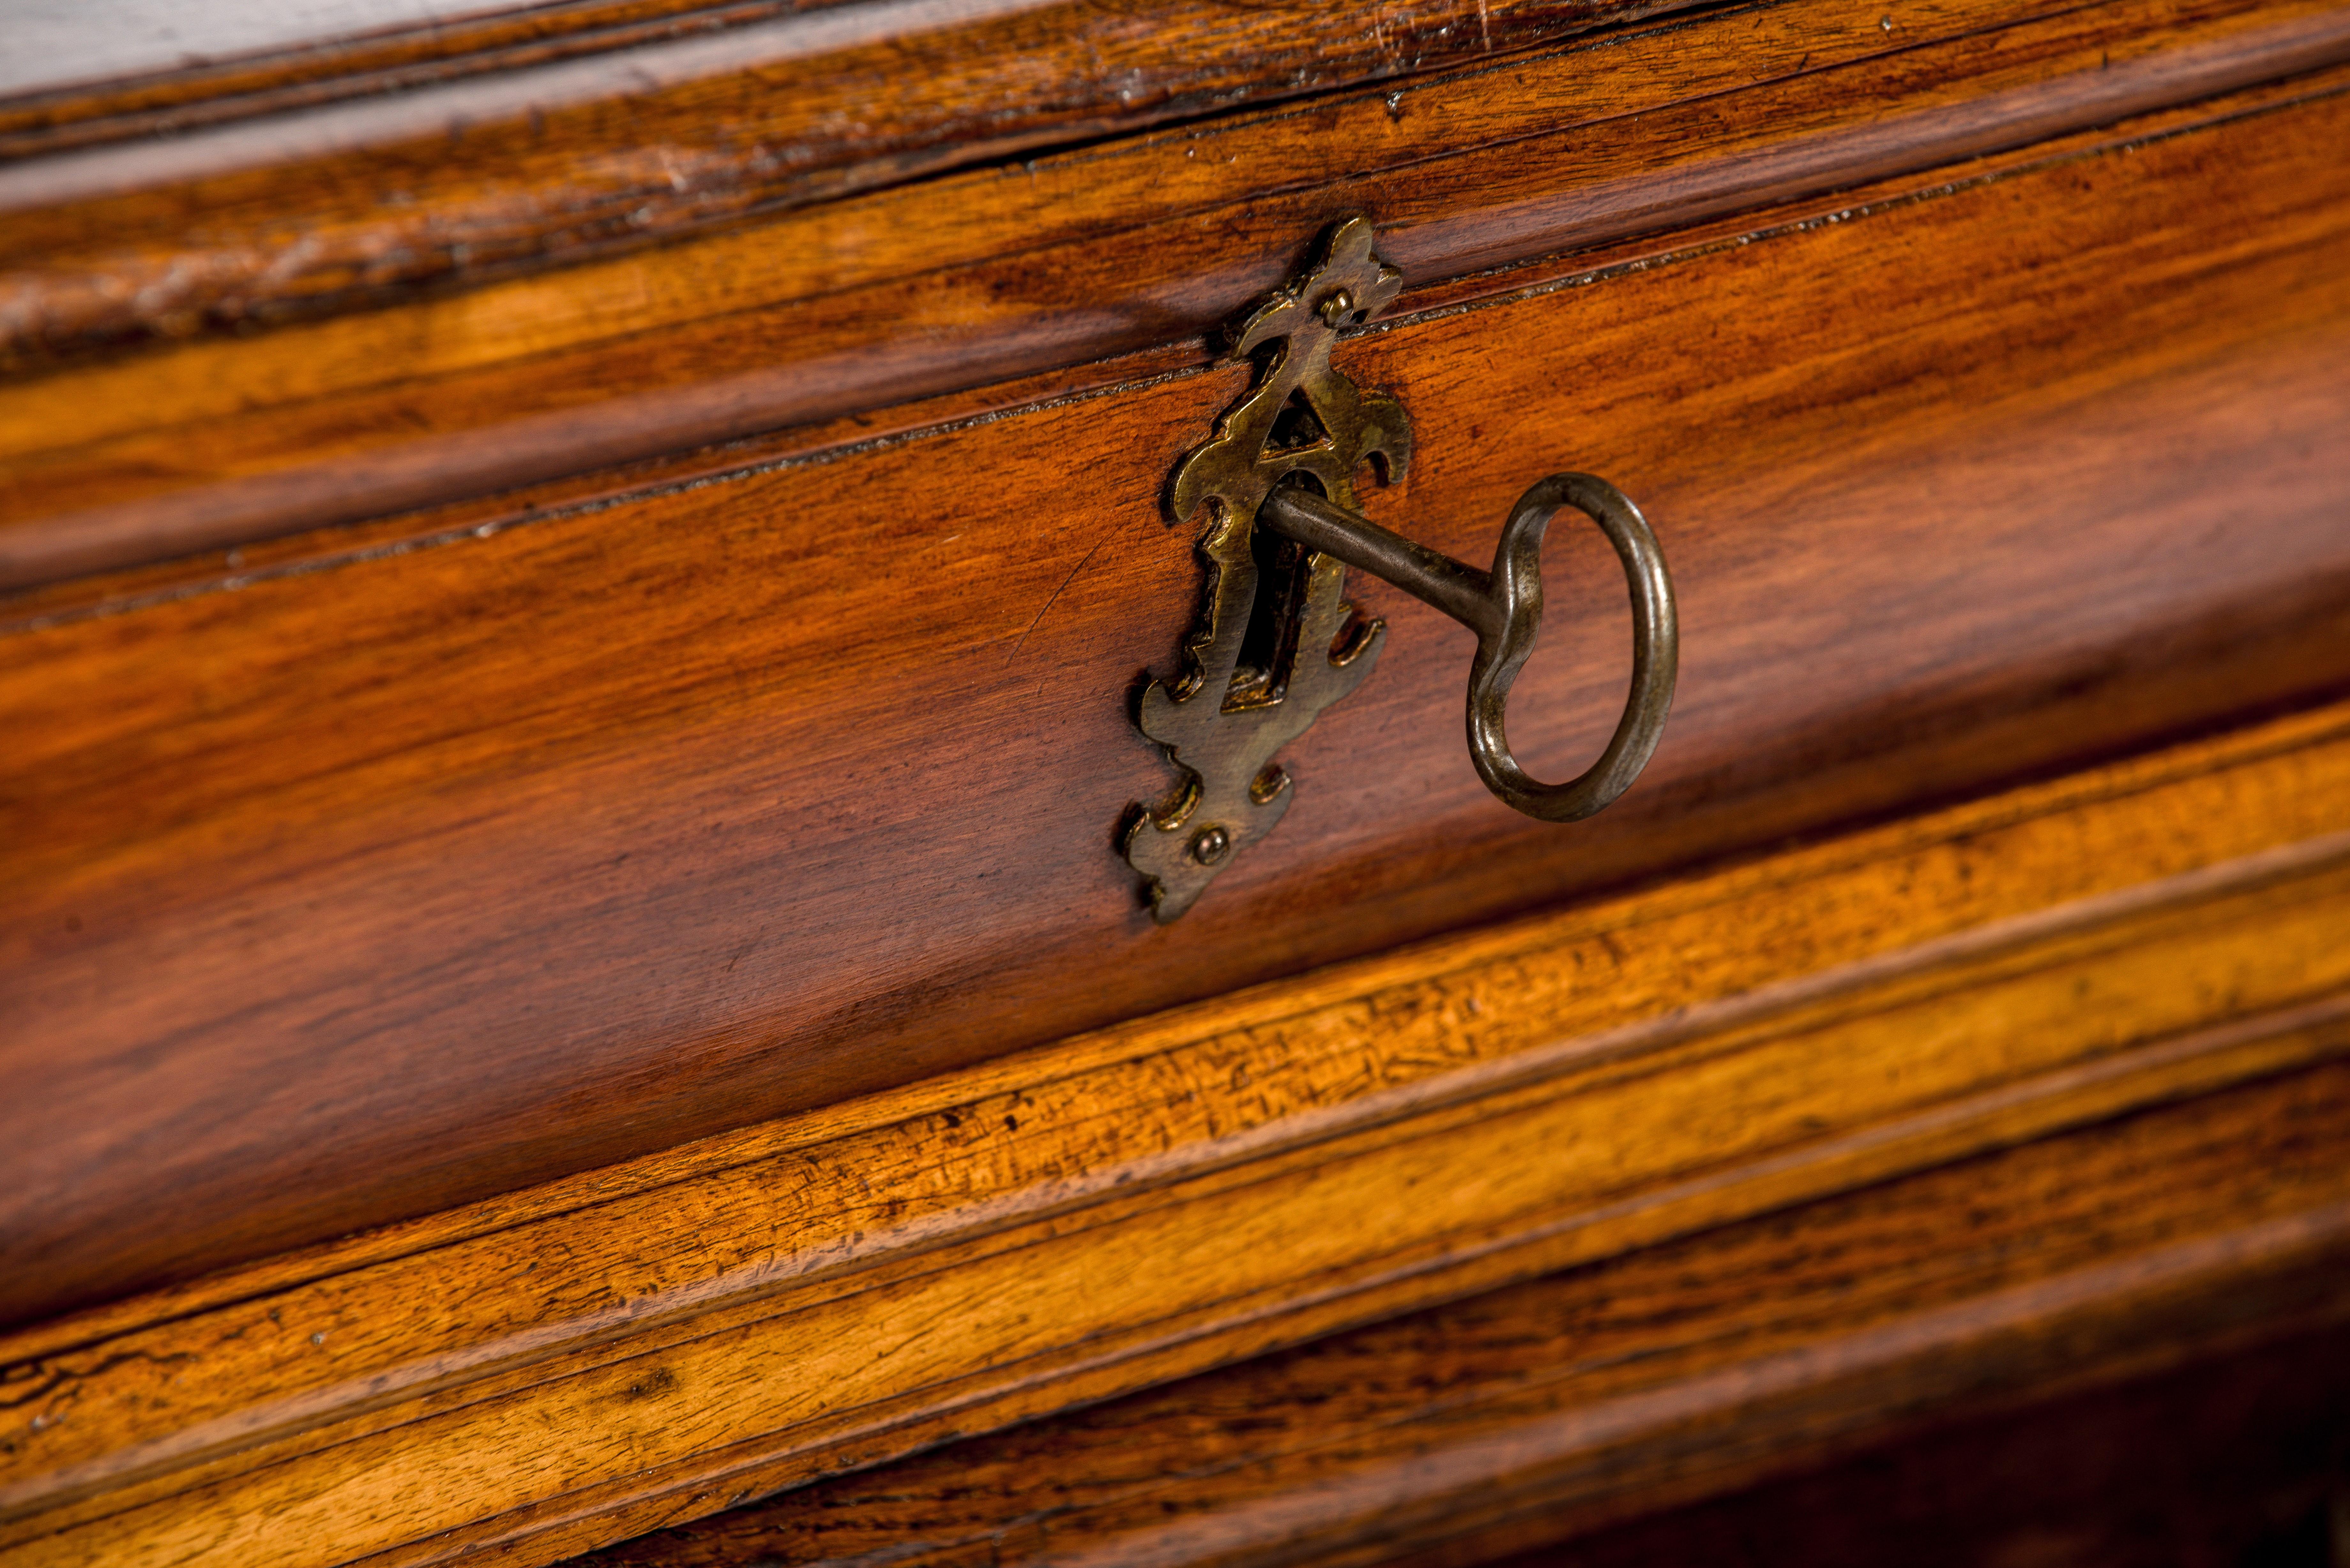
left=6, top=697, right=2350, bottom=1568
left=559, top=1061, right=2350, bottom=1567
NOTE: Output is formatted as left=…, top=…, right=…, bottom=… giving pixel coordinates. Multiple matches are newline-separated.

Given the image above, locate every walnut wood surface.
left=553, top=1063, right=2350, bottom=1568
left=4, top=701, right=2350, bottom=1567
left=4, top=0, right=2347, bottom=581
left=5, top=73, right=2350, bottom=1324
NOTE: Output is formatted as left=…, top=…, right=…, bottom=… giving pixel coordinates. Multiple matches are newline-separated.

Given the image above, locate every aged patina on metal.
left=1122, top=216, right=1411, bottom=923
left=1125, top=215, right=1679, bottom=922
left=1261, top=477, right=1677, bottom=822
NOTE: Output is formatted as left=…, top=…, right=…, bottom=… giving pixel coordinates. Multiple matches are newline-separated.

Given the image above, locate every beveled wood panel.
left=553, top=1065, right=2350, bottom=1568
left=4, top=700, right=2350, bottom=1567
left=4, top=0, right=2345, bottom=581
left=5, top=77, right=2350, bottom=1322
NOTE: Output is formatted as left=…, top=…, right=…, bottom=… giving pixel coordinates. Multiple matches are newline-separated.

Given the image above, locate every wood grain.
left=0, top=0, right=1694, bottom=367
left=550, top=1062, right=2350, bottom=1568
left=6, top=0, right=2347, bottom=581
left=4, top=74, right=2348, bottom=1322
left=0, top=1, right=867, bottom=134
left=1483, top=1327, right=2350, bottom=1568
left=4, top=698, right=2350, bottom=1567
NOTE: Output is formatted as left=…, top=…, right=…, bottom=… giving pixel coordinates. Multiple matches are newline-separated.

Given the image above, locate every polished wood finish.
left=553, top=1081, right=2350, bottom=1568
left=4, top=0, right=2346, bottom=581
left=0, top=0, right=1688, bottom=369
left=6, top=64, right=2349, bottom=1324
left=6, top=698, right=2350, bottom=1567
left=9, top=0, right=2349, bottom=1557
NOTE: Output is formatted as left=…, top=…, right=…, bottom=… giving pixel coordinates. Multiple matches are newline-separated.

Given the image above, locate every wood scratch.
left=1009, top=531, right=1108, bottom=663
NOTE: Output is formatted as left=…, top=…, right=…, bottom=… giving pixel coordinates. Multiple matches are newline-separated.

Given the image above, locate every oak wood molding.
left=555, top=1060, right=2350, bottom=1568
left=5, top=0, right=2348, bottom=584
left=7, top=699, right=2350, bottom=1568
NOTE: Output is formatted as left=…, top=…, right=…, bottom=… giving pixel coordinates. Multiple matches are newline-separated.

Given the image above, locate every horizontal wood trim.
left=7, top=699, right=2350, bottom=1567
left=6, top=70, right=2347, bottom=1325
left=0, top=1, right=868, bottom=142
left=0, top=0, right=1689, bottom=364
left=5, top=0, right=2347, bottom=584
left=555, top=1060, right=2350, bottom=1568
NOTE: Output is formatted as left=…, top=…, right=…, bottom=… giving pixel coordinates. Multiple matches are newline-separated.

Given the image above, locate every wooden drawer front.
left=5, top=0, right=2345, bottom=584
left=7, top=48, right=2350, bottom=1331
left=9, top=660, right=2350, bottom=1568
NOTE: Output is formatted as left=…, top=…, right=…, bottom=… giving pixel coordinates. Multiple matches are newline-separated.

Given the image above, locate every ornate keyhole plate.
left=1122, top=217, right=1413, bottom=922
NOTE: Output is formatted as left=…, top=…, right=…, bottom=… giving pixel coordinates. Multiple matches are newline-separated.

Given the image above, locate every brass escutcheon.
left=1123, top=216, right=1679, bottom=922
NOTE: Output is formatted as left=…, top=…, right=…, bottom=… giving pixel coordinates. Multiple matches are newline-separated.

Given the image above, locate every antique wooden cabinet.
left=4, top=0, right=2349, bottom=1562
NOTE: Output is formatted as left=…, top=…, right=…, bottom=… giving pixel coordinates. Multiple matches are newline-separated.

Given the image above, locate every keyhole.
left=1223, top=473, right=1326, bottom=712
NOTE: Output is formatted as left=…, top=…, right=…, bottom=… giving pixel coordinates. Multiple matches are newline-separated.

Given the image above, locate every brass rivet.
left=1319, top=290, right=1355, bottom=327
left=1190, top=825, right=1231, bottom=865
